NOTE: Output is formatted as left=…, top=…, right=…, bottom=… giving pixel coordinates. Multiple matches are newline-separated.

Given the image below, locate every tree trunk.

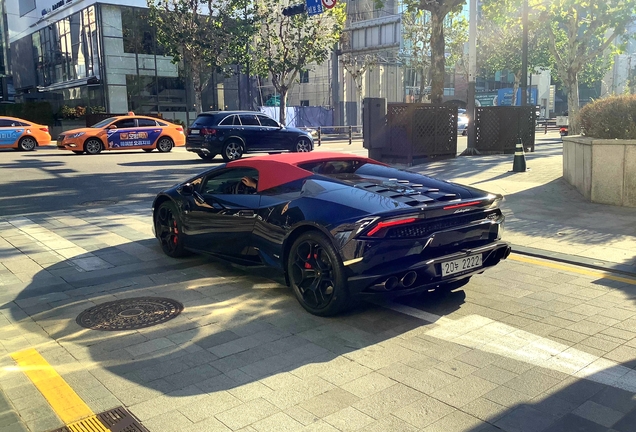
left=430, top=11, right=446, bottom=104
left=512, top=72, right=520, bottom=106
left=191, top=69, right=203, bottom=114
left=566, top=71, right=580, bottom=134
left=279, top=87, right=288, bottom=125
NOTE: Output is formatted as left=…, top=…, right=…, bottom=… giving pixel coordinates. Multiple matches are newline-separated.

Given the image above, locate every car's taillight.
left=366, top=217, right=417, bottom=237
left=201, top=128, right=217, bottom=135
left=40, top=127, right=49, bottom=132
left=443, top=201, right=480, bottom=210
left=176, top=126, right=183, bottom=132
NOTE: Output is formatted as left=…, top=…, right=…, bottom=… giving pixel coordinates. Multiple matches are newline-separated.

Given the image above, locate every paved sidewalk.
left=403, top=132, right=636, bottom=276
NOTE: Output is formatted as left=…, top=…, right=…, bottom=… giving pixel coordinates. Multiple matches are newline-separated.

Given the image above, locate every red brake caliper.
left=304, top=252, right=319, bottom=269
left=172, top=220, right=178, bottom=244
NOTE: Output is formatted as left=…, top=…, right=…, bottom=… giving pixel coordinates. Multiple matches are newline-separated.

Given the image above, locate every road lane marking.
left=10, top=348, right=100, bottom=426
left=509, top=254, right=636, bottom=285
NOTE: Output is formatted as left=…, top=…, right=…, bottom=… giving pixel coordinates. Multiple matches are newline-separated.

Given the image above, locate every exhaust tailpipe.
left=384, top=277, right=399, bottom=291
left=400, top=271, right=418, bottom=288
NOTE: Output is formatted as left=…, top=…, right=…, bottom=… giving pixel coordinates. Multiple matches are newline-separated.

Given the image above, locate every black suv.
left=186, top=111, right=314, bottom=161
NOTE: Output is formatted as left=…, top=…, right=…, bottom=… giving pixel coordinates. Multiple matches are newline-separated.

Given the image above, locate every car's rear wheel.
left=143, top=148, right=154, bottom=153
left=154, top=201, right=188, bottom=258
left=84, top=138, right=103, bottom=155
left=222, top=140, right=243, bottom=161
left=156, top=137, right=173, bottom=153
left=287, top=231, right=350, bottom=316
left=18, top=137, right=37, bottom=151
left=294, top=137, right=312, bottom=152
left=72, top=151, right=84, bottom=155
left=197, top=152, right=217, bottom=161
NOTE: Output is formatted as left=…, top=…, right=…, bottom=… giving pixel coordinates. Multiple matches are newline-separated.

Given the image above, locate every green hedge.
left=579, top=94, right=636, bottom=139
left=0, top=102, right=54, bottom=126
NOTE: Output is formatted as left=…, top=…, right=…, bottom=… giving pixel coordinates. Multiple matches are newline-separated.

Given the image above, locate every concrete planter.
left=563, top=135, right=636, bottom=207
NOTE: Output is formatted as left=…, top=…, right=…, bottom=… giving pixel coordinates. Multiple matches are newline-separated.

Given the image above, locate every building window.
left=300, top=100, right=309, bottom=107
left=300, top=70, right=309, bottom=83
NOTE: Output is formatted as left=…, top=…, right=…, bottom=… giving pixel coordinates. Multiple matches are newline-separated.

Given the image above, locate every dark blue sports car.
left=152, top=152, right=510, bottom=316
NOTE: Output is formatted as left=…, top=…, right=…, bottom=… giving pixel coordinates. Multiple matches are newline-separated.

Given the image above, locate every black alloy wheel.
left=154, top=201, right=188, bottom=258
left=294, top=137, right=312, bottom=152
left=18, top=137, right=37, bottom=151
left=156, top=137, right=173, bottom=153
left=222, top=140, right=243, bottom=161
left=198, top=152, right=217, bottom=161
left=287, top=231, right=349, bottom=316
left=84, top=138, right=103, bottom=155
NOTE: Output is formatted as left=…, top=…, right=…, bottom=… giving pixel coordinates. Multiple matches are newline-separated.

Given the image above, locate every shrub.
left=579, top=94, right=636, bottom=139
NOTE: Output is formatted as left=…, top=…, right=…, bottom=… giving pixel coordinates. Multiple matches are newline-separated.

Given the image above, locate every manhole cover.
left=76, top=297, right=183, bottom=331
left=80, top=199, right=118, bottom=207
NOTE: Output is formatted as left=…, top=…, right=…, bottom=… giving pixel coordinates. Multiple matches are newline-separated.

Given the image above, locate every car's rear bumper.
left=186, top=139, right=222, bottom=154
left=346, top=241, right=511, bottom=297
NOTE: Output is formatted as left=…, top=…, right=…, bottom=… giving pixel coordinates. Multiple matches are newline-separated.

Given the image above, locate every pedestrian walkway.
left=0, top=388, right=28, bottom=432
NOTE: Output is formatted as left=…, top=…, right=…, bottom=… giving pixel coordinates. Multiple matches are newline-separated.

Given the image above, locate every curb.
left=512, top=245, right=636, bottom=278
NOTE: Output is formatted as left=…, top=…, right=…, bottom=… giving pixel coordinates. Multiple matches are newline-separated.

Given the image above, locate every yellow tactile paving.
left=509, top=254, right=636, bottom=286
left=10, top=348, right=98, bottom=426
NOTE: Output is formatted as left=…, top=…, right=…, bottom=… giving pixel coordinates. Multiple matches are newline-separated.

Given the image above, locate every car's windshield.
left=90, top=117, right=117, bottom=128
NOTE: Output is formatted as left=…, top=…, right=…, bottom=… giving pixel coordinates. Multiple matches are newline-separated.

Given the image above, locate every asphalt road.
left=0, top=137, right=471, bottom=218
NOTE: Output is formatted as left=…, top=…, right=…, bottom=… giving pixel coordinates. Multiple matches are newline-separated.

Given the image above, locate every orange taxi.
left=0, top=116, right=51, bottom=151
left=57, top=115, right=185, bottom=155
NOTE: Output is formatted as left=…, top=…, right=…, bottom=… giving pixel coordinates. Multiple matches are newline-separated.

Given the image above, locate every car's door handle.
left=236, top=210, right=255, bottom=217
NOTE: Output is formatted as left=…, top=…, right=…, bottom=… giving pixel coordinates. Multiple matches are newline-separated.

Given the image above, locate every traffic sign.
left=305, top=0, right=323, bottom=16
left=322, top=0, right=336, bottom=9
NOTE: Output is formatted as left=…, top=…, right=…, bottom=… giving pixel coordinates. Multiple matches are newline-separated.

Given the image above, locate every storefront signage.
left=41, top=0, right=74, bottom=17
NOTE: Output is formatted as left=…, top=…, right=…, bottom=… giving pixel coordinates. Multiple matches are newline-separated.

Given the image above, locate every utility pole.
left=462, top=0, right=478, bottom=155
left=332, top=43, right=340, bottom=126
left=521, top=0, right=528, bottom=106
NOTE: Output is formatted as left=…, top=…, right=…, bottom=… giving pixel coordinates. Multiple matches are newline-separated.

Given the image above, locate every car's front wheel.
left=287, top=231, right=350, bottom=316
left=84, top=138, right=103, bottom=155
left=222, top=140, right=243, bottom=161
left=154, top=201, right=188, bottom=258
left=18, top=136, right=37, bottom=151
left=294, top=137, right=312, bottom=152
left=156, top=137, right=173, bottom=153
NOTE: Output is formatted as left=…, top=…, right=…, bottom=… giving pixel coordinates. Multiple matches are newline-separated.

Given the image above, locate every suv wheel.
left=222, top=140, right=243, bottom=161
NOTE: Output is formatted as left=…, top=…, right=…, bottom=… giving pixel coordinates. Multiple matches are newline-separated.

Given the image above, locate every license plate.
left=441, top=254, right=482, bottom=277
left=190, top=130, right=200, bottom=135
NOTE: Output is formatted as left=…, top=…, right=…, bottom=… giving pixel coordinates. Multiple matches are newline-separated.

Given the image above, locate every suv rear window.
left=191, top=114, right=219, bottom=127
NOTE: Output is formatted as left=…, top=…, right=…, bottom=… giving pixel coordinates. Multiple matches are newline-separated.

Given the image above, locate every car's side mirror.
left=107, top=125, right=117, bottom=129
left=181, top=183, right=194, bottom=195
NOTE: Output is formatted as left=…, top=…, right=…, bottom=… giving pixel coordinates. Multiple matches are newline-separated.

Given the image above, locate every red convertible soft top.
left=228, top=152, right=385, bottom=192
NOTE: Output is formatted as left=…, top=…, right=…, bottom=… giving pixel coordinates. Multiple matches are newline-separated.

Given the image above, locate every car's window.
left=113, top=119, right=136, bottom=128
left=201, top=168, right=259, bottom=195
left=191, top=114, right=218, bottom=127
left=257, top=115, right=279, bottom=127
left=157, top=121, right=168, bottom=126
left=91, top=117, right=117, bottom=128
left=218, top=115, right=236, bottom=126
left=299, top=160, right=367, bottom=174
left=138, top=119, right=157, bottom=127
left=238, top=114, right=260, bottom=126
left=0, top=119, right=17, bottom=127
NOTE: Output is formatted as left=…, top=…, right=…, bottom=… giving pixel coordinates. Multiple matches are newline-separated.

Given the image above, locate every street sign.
left=305, top=0, right=323, bottom=16
left=322, top=0, right=336, bottom=8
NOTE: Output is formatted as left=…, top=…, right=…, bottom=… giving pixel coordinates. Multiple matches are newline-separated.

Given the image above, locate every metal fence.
left=474, top=106, right=536, bottom=153
left=383, top=103, right=457, bottom=164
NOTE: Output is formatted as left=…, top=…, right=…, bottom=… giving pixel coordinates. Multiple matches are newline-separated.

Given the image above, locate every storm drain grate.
left=48, top=406, right=149, bottom=432
left=76, top=297, right=184, bottom=331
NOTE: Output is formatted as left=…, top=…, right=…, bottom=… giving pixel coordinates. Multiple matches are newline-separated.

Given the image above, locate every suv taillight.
left=201, top=128, right=217, bottom=136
